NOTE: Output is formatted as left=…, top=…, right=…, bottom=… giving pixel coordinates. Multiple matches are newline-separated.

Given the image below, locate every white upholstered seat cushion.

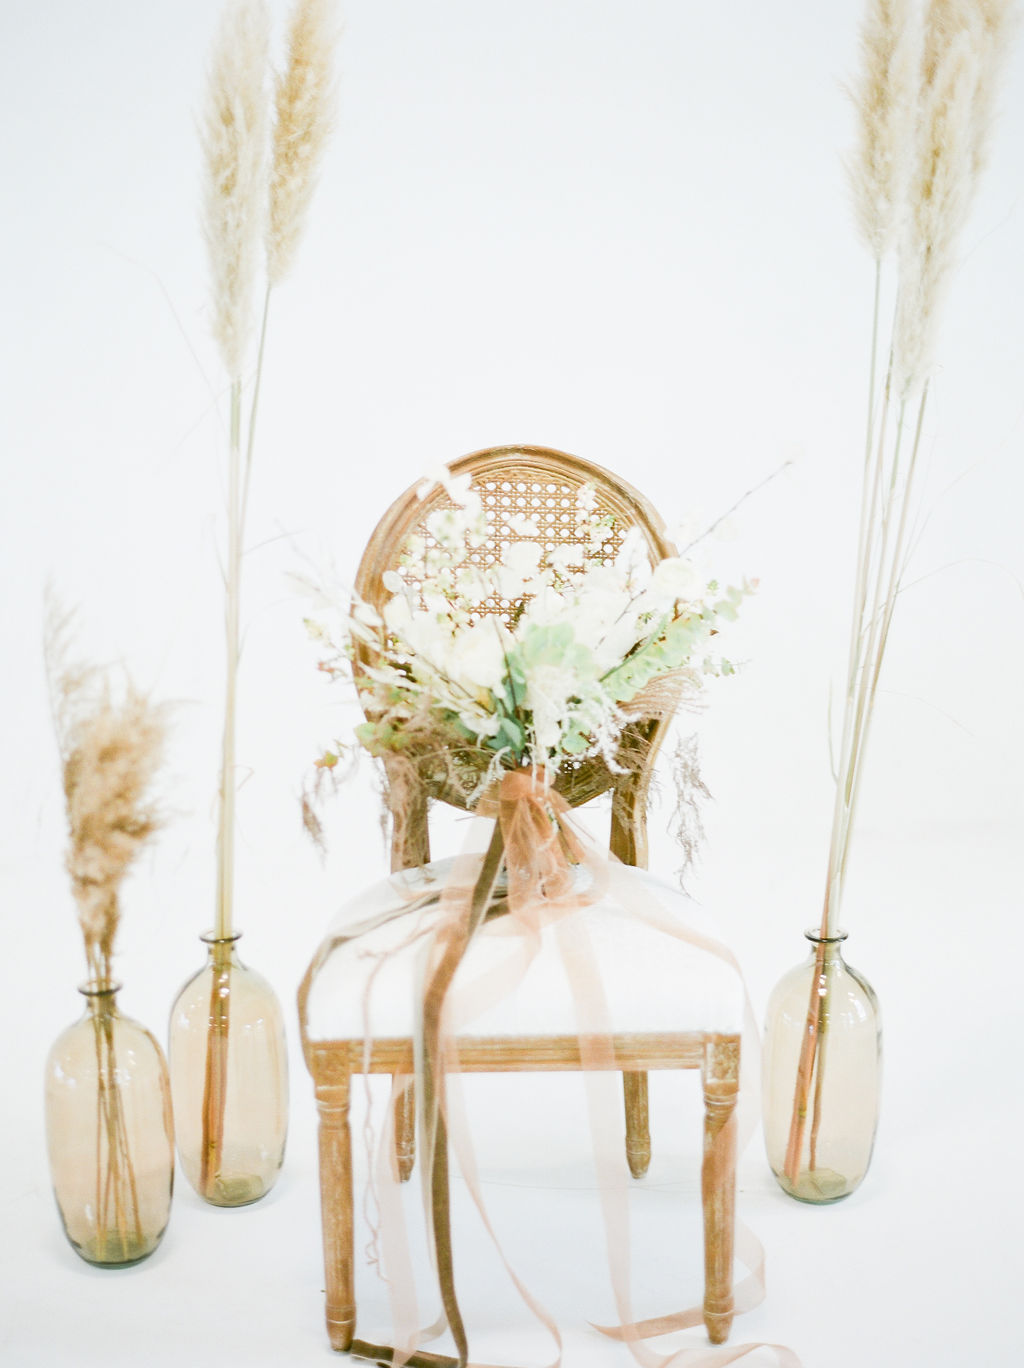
left=303, top=857, right=744, bottom=1041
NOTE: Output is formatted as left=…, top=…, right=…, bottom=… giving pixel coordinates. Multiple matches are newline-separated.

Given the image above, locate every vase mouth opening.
left=803, top=928, right=848, bottom=945
left=200, top=930, right=243, bottom=946
left=78, top=979, right=122, bottom=998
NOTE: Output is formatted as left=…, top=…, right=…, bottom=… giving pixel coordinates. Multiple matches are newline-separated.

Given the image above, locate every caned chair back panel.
left=353, top=445, right=676, bottom=869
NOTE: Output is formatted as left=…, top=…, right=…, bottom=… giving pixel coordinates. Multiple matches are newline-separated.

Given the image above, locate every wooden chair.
left=298, top=444, right=743, bottom=1353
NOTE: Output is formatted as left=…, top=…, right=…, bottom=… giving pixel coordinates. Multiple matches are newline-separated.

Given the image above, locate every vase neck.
left=201, top=929, right=243, bottom=969
left=804, top=928, right=848, bottom=965
left=79, top=980, right=121, bottom=1019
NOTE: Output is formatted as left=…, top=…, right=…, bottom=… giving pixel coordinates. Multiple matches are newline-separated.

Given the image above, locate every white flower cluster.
left=314, top=467, right=746, bottom=775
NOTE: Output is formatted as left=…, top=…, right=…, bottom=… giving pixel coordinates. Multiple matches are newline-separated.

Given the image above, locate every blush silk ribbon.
left=319, top=768, right=798, bottom=1368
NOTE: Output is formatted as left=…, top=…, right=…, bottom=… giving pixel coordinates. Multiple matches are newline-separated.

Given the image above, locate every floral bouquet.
left=309, top=466, right=746, bottom=811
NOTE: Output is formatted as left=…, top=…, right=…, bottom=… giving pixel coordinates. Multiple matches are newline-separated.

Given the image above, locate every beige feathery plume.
left=894, top=0, right=1012, bottom=391
left=921, top=0, right=965, bottom=80
left=894, top=22, right=978, bottom=391
left=922, top=0, right=1014, bottom=148
left=48, top=620, right=167, bottom=985
left=202, top=0, right=271, bottom=379
left=849, top=0, right=921, bottom=259
left=267, top=0, right=338, bottom=286
left=964, top=0, right=1017, bottom=174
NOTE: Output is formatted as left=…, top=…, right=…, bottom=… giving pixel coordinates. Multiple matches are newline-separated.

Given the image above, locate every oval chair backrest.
left=354, top=444, right=675, bottom=871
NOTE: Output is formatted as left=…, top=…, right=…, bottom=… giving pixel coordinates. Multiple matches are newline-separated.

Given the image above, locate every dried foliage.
left=670, top=733, right=712, bottom=893
left=201, top=0, right=271, bottom=379
left=300, top=741, right=357, bottom=853
left=47, top=617, right=167, bottom=985
left=268, top=0, right=338, bottom=285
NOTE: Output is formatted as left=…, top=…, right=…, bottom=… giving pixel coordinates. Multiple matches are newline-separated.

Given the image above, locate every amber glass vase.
left=169, top=932, right=288, bottom=1206
left=762, top=931, right=881, bottom=1203
left=45, top=982, right=175, bottom=1265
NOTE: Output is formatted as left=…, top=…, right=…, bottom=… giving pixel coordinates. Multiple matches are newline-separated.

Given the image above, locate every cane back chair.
left=298, top=444, right=743, bottom=1351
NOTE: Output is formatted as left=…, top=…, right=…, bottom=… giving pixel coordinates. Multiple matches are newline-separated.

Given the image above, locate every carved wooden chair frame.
left=298, top=444, right=740, bottom=1351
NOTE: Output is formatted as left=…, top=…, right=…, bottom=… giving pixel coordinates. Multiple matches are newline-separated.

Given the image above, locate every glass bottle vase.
left=168, top=932, right=288, bottom=1206
left=45, top=982, right=175, bottom=1265
left=762, top=930, right=881, bottom=1203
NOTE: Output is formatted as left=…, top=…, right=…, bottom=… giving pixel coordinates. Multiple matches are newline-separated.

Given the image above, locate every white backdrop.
left=2, top=2, right=1022, bottom=1365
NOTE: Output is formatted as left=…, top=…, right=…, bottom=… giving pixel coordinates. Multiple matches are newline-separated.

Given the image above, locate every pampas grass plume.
left=895, top=24, right=978, bottom=389
left=894, top=0, right=1013, bottom=391
left=850, top=0, right=921, bottom=259
left=202, top=0, right=271, bottom=379
left=965, top=0, right=1017, bottom=173
left=47, top=615, right=167, bottom=983
left=267, top=0, right=338, bottom=286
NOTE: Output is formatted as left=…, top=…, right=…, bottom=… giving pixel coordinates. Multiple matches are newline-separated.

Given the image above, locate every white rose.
left=447, top=621, right=508, bottom=694
left=402, top=612, right=452, bottom=666
left=383, top=595, right=413, bottom=634
left=649, top=556, right=702, bottom=603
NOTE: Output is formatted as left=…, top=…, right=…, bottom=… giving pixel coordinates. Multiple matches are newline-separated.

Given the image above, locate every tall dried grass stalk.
left=828, top=0, right=1011, bottom=943
left=785, top=0, right=1014, bottom=1187
left=268, top=0, right=338, bottom=286
left=197, top=0, right=337, bottom=1198
left=202, top=0, right=271, bottom=382
left=46, top=616, right=166, bottom=985
left=204, top=0, right=338, bottom=945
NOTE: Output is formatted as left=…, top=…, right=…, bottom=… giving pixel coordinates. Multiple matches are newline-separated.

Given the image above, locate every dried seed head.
left=202, top=0, right=272, bottom=378
left=267, top=0, right=338, bottom=286
left=47, top=611, right=167, bottom=983
left=894, top=0, right=1014, bottom=393
left=849, top=0, right=921, bottom=259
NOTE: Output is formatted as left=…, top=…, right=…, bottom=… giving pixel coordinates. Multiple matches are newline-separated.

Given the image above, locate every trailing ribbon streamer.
left=312, top=769, right=796, bottom=1368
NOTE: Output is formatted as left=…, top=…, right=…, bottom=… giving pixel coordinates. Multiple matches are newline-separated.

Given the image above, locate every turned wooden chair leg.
left=315, top=1068, right=356, bottom=1351
left=393, top=1075, right=415, bottom=1183
left=701, top=1037, right=739, bottom=1345
left=623, top=1071, right=651, bottom=1178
